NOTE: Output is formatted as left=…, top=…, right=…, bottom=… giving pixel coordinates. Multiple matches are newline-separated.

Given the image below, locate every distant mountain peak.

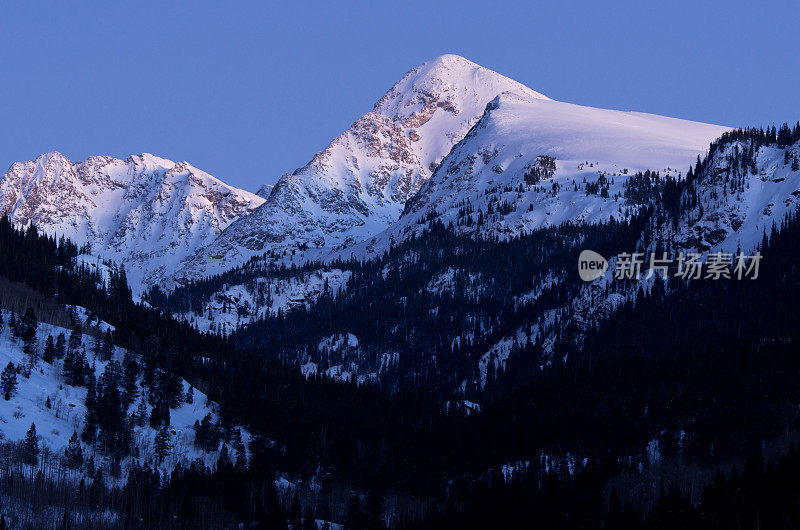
left=0, top=152, right=264, bottom=293
left=34, top=150, right=70, bottom=164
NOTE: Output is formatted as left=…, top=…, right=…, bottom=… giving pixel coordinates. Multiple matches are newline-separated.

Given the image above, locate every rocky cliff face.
left=0, top=152, right=264, bottom=293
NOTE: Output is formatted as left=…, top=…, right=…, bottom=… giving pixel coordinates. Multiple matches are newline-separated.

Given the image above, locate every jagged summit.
left=33, top=150, right=70, bottom=165
left=374, top=54, right=549, bottom=118
left=255, top=183, right=274, bottom=199
left=174, top=55, right=548, bottom=284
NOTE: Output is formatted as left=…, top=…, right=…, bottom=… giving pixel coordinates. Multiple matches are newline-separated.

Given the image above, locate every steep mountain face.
left=351, top=91, right=730, bottom=255
left=173, top=54, right=550, bottom=283
left=0, top=152, right=264, bottom=293
left=474, top=134, right=800, bottom=390
left=660, top=138, right=800, bottom=253
left=255, top=183, right=273, bottom=198
left=211, top=134, right=799, bottom=392
left=157, top=56, right=738, bottom=336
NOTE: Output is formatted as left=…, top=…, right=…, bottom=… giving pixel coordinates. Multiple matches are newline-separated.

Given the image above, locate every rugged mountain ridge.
left=0, top=152, right=264, bottom=293
left=346, top=91, right=730, bottom=257
left=0, top=55, right=735, bottom=296
left=172, top=55, right=550, bottom=283
left=177, top=56, right=731, bottom=283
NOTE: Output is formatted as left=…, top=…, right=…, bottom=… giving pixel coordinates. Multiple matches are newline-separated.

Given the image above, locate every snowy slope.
left=472, top=138, right=800, bottom=391
left=0, top=309, right=239, bottom=477
left=173, top=55, right=550, bottom=284
left=354, top=91, right=730, bottom=254
left=0, top=152, right=264, bottom=294
left=177, top=268, right=351, bottom=335
left=660, top=140, right=800, bottom=254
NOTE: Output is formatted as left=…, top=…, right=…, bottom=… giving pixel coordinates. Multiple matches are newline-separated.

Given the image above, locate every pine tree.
left=65, top=431, right=83, bottom=469
left=23, top=423, right=39, bottom=466
left=134, top=399, right=148, bottom=427
left=82, top=372, right=98, bottom=443
left=9, top=313, right=22, bottom=341
left=21, top=308, right=38, bottom=376
left=165, top=371, right=183, bottom=408
left=218, top=444, right=231, bottom=469
left=123, top=361, right=139, bottom=407
left=73, top=348, right=87, bottom=386
left=22, top=337, right=37, bottom=377
left=102, top=329, right=114, bottom=361
left=154, top=426, right=171, bottom=463
left=55, top=333, right=67, bottom=359
left=43, top=335, right=56, bottom=364
left=1, top=362, right=17, bottom=400
left=149, top=399, right=170, bottom=429
left=184, top=385, right=194, bottom=404
left=62, top=348, right=75, bottom=385
left=93, top=332, right=105, bottom=360
left=68, top=324, right=82, bottom=352
left=22, top=307, right=37, bottom=337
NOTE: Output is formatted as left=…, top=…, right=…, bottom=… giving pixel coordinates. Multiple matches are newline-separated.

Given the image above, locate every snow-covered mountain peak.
left=34, top=150, right=72, bottom=167
left=374, top=54, right=549, bottom=120
left=174, top=56, right=551, bottom=284
left=0, top=152, right=265, bottom=293
left=7, top=151, right=74, bottom=188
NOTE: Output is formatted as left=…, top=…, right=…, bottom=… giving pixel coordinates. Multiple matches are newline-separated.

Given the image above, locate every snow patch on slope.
left=0, top=309, right=243, bottom=478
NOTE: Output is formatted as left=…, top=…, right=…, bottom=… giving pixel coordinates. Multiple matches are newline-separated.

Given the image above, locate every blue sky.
left=1, top=1, right=797, bottom=190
